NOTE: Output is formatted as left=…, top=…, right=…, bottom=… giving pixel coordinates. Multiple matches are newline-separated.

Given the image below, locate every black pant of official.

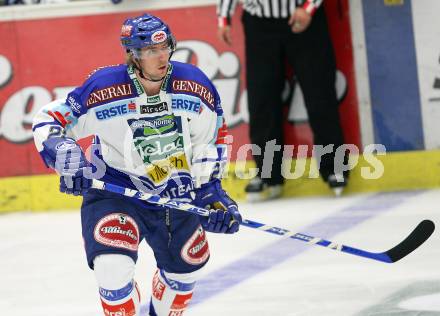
left=242, top=8, right=346, bottom=186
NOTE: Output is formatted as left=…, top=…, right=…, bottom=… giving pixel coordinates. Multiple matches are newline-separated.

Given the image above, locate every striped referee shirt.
left=217, top=0, right=323, bottom=26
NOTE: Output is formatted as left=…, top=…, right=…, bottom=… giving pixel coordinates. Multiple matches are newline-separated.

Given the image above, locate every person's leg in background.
left=286, top=7, right=348, bottom=194
left=242, top=12, right=286, bottom=201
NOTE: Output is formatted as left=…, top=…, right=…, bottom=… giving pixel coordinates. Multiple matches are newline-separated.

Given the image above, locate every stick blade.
left=385, top=220, right=435, bottom=263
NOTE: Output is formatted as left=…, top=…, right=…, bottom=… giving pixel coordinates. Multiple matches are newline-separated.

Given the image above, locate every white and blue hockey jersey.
left=32, top=61, right=228, bottom=202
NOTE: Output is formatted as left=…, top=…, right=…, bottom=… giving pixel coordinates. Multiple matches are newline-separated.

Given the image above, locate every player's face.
left=137, top=42, right=171, bottom=80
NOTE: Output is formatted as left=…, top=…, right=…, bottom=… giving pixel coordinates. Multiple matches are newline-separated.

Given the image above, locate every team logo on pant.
left=94, top=213, right=140, bottom=251
left=180, top=225, right=209, bottom=265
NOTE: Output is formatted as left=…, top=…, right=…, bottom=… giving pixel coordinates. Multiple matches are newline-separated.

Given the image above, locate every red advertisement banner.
left=0, top=2, right=359, bottom=178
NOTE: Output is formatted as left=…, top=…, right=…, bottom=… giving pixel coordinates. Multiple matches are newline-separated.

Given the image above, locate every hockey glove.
left=193, top=179, right=242, bottom=234
left=41, top=137, right=92, bottom=196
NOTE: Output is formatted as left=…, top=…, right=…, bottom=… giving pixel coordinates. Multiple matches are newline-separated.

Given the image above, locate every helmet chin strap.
left=133, top=59, right=166, bottom=83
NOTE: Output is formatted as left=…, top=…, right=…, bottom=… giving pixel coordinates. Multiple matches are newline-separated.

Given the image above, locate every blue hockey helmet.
left=120, top=13, right=176, bottom=52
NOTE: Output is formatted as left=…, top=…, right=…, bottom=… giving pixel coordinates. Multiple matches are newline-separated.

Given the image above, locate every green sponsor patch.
left=134, top=133, right=184, bottom=164
left=142, top=114, right=175, bottom=136
left=132, top=78, right=144, bottom=95
left=147, top=95, right=161, bottom=103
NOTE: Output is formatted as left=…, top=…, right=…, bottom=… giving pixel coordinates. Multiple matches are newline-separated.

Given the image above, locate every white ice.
left=0, top=189, right=439, bottom=316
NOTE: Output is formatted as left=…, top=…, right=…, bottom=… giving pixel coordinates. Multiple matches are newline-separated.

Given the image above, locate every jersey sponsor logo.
left=152, top=270, right=166, bottom=301
left=160, top=63, right=172, bottom=91
left=127, top=101, right=136, bottom=112
left=146, top=153, right=190, bottom=184
left=161, top=177, right=193, bottom=199
left=127, top=65, right=135, bottom=75
left=140, top=102, right=168, bottom=114
left=66, top=95, right=82, bottom=114
left=129, top=115, right=188, bottom=182
left=171, top=94, right=201, bottom=113
left=180, top=225, right=210, bottom=265
left=147, top=95, right=160, bottom=103
left=93, top=213, right=139, bottom=252
left=130, top=115, right=183, bottom=164
left=86, top=83, right=133, bottom=107
left=151, top=30, right=167, bottom=43
left=132, top=77, right=144, bottom=95
left=172, top=79, right=214, bottom=108
left=134, top=134, right=184, bottom=164
left=95, top=101, right=136, bottom=120
left=128, top=115, right=176, bottom=137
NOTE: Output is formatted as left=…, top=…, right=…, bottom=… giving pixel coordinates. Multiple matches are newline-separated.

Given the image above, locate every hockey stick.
left=91, top=179, right=435, bottom=263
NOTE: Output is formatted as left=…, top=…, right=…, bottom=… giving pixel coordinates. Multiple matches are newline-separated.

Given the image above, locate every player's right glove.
left=193, top=179, right=242, bottom=234
left=41, top=137, right=92, bottom=196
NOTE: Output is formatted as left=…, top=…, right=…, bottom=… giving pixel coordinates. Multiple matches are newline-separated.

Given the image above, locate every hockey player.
left=32, top=13, right=242, bottom=316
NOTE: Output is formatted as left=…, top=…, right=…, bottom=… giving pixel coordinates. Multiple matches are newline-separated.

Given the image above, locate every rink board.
left=0, top=1, right=360, bottom=177
left=1, top=150, right=439, bottom=213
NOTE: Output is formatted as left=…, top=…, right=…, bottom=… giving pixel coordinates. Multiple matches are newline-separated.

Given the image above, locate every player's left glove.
left=193, top=179, right=242, bottom=234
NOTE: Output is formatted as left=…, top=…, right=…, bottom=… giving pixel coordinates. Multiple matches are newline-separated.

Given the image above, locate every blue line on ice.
left=139, top=191, right=422, bottom=314
left=191, top=191, right=422, bottom=305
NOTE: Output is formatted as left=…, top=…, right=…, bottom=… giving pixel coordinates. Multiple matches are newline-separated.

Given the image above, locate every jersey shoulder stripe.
left=66, top=64, right=136, bottom=116
left=168, top=61, right=221, bottom=113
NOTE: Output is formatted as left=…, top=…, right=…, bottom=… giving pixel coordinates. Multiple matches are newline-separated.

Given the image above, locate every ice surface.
left=1, top=189, right=439, bottom=316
